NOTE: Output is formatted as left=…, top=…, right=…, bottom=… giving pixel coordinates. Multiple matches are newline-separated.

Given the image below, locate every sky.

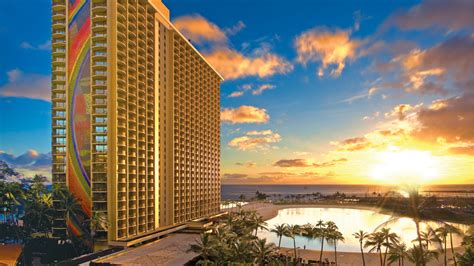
left=0, top=0, right=473, bottom=185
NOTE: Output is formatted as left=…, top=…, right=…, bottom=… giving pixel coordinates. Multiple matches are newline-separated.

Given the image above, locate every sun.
left=370, top=147, right=440, bottom=185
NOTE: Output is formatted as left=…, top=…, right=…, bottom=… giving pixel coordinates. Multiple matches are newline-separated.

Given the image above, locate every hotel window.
left=95, top=126, right=107, bottom=133
left=55, top=146, right=66, bottom=153
left=55, top=111, right=66, bottom=117
left=94, top=98, right=106, bottom=105
left=95, top=135, right=107, bottom=143
left=55, top=119, right=66, bottom=126
left=95, top=89, right=106, bottom=95
left=55, top=128, right=66, bottom=135
left=95, top=116, right=107, bottom=124
left=94, top=79, right=106, bottom=85
left=95, top=145, right=107, bottom=152
left=55, top=102, right=65, bottom=107
left=54, top=93, right=65, bottom=99
left=95, top=107, right=107, bottom=114
left=55, top=137, right=66, bottom=145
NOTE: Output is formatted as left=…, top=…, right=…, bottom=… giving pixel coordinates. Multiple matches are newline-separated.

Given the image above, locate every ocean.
left=221, top=184, right=474, bottom=200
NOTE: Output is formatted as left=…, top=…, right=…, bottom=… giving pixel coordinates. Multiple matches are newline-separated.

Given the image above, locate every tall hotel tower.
left=51, top=0, right=222, bottom=244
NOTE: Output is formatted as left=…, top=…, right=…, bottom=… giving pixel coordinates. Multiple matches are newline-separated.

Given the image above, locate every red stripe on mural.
left=68, top=17, right=91, bottom=75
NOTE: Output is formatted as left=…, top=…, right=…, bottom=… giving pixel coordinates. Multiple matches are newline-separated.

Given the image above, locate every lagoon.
left=258, top=207, right=468, bottom=252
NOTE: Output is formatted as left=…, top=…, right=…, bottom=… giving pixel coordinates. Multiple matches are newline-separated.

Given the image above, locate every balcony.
left=92, top=13, right=107, bottom=22
left=52, top=29, right=65, bottom=37
left=92, top=32, right=107, bottom=40
left=52, top=20, right=66, bottom=28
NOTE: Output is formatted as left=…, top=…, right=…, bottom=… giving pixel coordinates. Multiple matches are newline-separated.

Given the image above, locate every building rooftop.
left=93, top=233, right=199, bottom=265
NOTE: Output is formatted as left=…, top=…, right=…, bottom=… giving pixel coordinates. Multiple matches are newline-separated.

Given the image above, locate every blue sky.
left=0, top=0, right=473, bottom=184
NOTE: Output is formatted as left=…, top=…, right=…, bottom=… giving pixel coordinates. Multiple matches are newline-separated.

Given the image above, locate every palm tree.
left=435, top=225, right=450, bottom=266
left=456, top=247, right=474, bottom=266
left=445, top=224, right=462, bottom=266
left=365, top=231, right=385, bottom=266
left=419, top=228, right=441, bottom=250
left=252, top=238, right=278, bottom=265
left=58, top=189, right=84, bottom=239
left=316, top=220, right=327, bottom=263
left=353, top=230, right=370, bottom=266
left=271, top=223, right=288, bottom=248
left=84, top=212, right=108, bottom=248
left=388, top=243, right=408, bottom=266
left=379, top=227, right=400, bottom=266
left=188, top=233, right=216, bottom=265
left=406, top=244, right=438, bottom=265
left=284, top=224, right=301, bottom=262
left=327, top=228, right=344, bottom=265
left=251, top=213, right=268, bottom=236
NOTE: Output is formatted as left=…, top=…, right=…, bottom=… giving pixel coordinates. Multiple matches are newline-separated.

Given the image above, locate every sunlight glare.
left=370, top=148, right=440, bottom=185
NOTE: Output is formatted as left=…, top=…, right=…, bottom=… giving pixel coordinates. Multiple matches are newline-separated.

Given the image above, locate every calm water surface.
left=258, top=207, right=469, bottom=252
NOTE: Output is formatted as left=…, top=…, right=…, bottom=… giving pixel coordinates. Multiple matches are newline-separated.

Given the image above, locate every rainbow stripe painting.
left=67, top=0, right=92, bottom=236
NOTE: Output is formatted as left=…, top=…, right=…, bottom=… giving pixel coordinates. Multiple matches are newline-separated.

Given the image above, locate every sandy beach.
left=237, top=202, right=456, bottom=266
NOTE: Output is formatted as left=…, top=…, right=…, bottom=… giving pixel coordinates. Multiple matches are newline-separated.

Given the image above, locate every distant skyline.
left=0, top=0, right=473, bottom=184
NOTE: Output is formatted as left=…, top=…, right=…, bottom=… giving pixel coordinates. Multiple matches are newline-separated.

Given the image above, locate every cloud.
left=331, top=129, right=408, bottom=152
left=224, top=21, right=246, bottom=36
left=235, top=161, right=257, bottom=168
left=273, top=159, right=310, bottom=167
left=0, top=69, right=51, bottom=101
left=205, top=47, right=293, bottom=80
left=228, top=130, right=281, bottom=151
left=295, top=28, right=360, bottom=77
left=252, top=84, right=275, bottom=95
left=384, top=103, right=423, bottom=120
left=20, top=40, right=51, bottom=51
left=228, top=91, right=244, bottom=98
left=313, top=158, right=348, bottom=168
left=412, top=93, right=474, bottom=143
left=221, top=105, right=270, bottom=124
left=222, top=171, right=334, bottom=184
left=376, top=35, right=474, bottom=95
left=173, top=14, right=227, bottom=44
left=448, top=145, right=474, bottom=156
left=339, top=87, right=379, bottom=104
left=386, top=0, right=474, bottom=32
left=0, top=150, right=51, bottom=181
left=174, top=14, right=291, bottom=80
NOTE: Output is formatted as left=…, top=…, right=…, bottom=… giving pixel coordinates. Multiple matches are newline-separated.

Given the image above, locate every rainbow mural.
left=67, top=0, right=92, bottom=235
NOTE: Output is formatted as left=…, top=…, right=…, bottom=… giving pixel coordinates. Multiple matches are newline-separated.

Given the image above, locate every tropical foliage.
left=188, top=208, right=281, bottom=265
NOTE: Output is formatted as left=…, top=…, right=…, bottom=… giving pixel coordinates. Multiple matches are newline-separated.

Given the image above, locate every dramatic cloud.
left=174, top=14, right=291, bottom=80
left=0, top=150, right=52, bottom=181
left=0, top=69, right=51, bottom=101
left=377, top=35, right=474, bottom=95
left=205, top=47, right=293, bottom=80
left=252, top=84, right=275, bottom=95
left=413, top=93, right=474, bottom=143
left=386, top=0, right=474, bottom=32
left=273, top=159, right=310, bottom=167
left=221, top=105, right=270, bottom=124
left=295, top=28, right=360, bottom=77
left=228, top=130, right=281, bottom=151
left=173, top=15, right=227, bottom=43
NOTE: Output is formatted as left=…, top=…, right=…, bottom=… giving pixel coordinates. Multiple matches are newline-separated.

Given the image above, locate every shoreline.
left=238, top=203, right=460, bottom=266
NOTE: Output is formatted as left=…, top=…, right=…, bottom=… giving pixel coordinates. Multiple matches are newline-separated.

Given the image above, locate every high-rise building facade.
left=51, top=0, right=222, bottom=243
